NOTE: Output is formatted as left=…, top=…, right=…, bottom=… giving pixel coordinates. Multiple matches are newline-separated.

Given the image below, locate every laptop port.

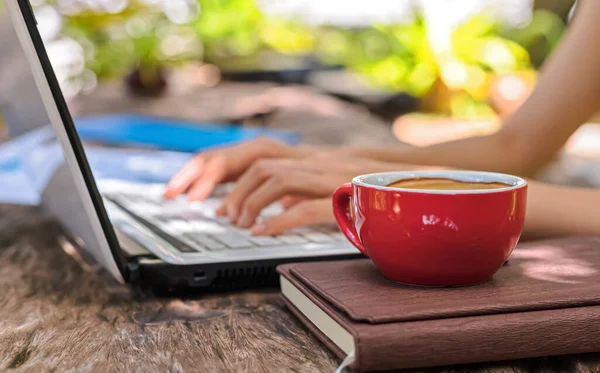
left=193, top=271, right=208, bottom=282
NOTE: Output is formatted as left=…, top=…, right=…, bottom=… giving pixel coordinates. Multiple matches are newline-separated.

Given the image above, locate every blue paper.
left=0, top=126, right=55, bottom=205
left=74, top=114, right=301, bottom=152
left=0, top=169, right=40, bottom=205
left=86, top=148, right=192, bottom=184
left=18, top=142, right=191, bottom=193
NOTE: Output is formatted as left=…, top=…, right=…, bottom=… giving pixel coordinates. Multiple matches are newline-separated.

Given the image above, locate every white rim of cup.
left=351, top=170, right=527, bottom=195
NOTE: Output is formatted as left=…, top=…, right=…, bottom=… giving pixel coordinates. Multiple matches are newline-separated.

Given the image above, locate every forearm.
left=328, top=0, right=600, bottom=176
left=523, top=181, right=600, bottom=239
left=340, top=132, right=525, bottom=174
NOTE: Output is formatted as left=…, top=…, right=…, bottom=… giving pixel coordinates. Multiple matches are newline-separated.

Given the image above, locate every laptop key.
left=188, top=220, right=226, bottom=234
left=303, top=232, right=333, bottom=243
left=169, top=234, right=200, bottom=253
left=232, top=227, right=296, bottom=246
left=248, top=236, right=282, bottom=246
left=177, top=243, right=199, bottom=253
left=177, top=211, right=204, bottom=221
left=184, top=234, right=226, bottom=251
left=287, top=227, right=317, bottom=235
left=162, top=220, right=191, bottom=233
left=210, top=233, right=253, bottom=249
left=278, top=235, right=308, bottom=245
left=231, top=227, right=251, bottom=236
left=329, top=232, right=348, bottom=241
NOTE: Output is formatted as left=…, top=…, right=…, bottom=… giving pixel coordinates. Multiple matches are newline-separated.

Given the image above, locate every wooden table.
left=3, top=19, right=600, bottom=370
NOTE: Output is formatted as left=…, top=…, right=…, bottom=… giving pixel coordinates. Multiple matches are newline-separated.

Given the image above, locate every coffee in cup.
left=387, top=177, right=510, bottom=191
left=333, top=170, right=528, bottom=287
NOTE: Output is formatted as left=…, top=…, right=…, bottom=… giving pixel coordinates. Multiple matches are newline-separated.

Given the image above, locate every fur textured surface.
left=2, top=206, right=600, bottom=372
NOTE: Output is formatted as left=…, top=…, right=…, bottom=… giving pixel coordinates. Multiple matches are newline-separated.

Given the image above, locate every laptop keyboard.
left=102, top=184, right=346, bottom=253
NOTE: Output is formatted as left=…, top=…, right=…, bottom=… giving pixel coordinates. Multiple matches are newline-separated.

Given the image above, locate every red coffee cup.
left=333, top=170, right=527, bottom=287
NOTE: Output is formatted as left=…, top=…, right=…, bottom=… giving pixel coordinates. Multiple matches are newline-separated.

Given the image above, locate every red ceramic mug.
left=333, top=170, right=528, bottom=287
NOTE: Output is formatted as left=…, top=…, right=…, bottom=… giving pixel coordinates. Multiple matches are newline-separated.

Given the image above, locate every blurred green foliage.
left=56, top=0, right=315, bottom=79
left=193, top=0, right=263, bottom=58
left=502, top=9, right=566, bottom=67
left=36, top=0, right=566, bottom=117
left=192, top=0, right=315, bottom=64
left=59, top=1, right=202, bottom=79
left=316, top=20, right=437, bottom=97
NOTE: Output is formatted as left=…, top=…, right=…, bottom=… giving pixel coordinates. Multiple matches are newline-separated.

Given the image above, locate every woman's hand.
left=163, top=137, right=313, bottom=200
left=217, top=155, right=406, bottom=235
left=242, top=197, right=335, bottom=236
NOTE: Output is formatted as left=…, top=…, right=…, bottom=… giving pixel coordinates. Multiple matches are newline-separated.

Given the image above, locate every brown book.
left=277, top=236, right=600, bottom=372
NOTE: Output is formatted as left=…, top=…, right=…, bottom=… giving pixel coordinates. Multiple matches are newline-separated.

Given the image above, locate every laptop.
left=3, top=0, right=361, bottom=290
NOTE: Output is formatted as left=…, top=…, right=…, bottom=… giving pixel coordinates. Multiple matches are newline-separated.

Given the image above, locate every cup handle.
left=333, top=183, right=368, bottom=256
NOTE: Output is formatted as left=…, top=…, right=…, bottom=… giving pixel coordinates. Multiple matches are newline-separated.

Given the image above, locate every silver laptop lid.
left=3, top=0, right=127, bottom=282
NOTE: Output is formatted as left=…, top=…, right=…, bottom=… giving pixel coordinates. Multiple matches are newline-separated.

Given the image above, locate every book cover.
left=279, top=236, right=600, bottom=372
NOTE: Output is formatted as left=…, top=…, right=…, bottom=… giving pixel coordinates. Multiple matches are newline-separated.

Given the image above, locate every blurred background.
left=3, top=0, right=598, bottom=156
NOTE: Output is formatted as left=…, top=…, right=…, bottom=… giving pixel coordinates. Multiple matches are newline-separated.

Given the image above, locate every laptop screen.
left=2, top=0, right=127, bottom=282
